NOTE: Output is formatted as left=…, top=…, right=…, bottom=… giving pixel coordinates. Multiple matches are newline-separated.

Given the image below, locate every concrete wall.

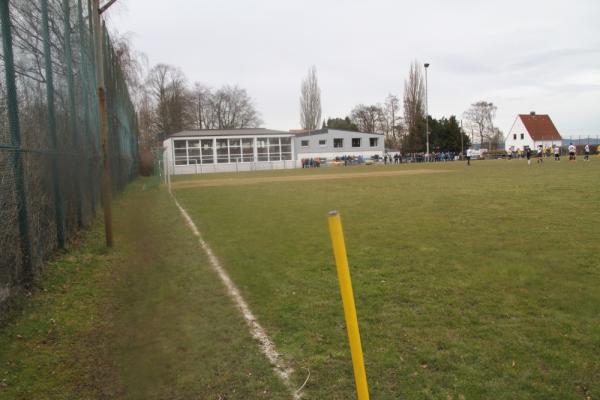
left=170, top=160, right=301, bottom=175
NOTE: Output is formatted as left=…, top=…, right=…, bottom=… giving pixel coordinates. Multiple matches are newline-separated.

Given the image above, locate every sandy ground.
left=171, top=168, right=452, bottom=189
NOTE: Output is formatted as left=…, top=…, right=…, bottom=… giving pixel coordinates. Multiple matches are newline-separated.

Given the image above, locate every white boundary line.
left=170, top=193, right=301, bottom=399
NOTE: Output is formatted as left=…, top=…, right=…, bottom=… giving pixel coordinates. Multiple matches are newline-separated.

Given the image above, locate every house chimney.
left=530, top=111, right=536, bottom=115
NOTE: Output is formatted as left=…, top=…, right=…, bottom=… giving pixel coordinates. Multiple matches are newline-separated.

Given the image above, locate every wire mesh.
left=0, top=0, right=138, bottom=305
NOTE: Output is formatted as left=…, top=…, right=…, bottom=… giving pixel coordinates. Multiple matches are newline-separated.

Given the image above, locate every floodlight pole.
left=93, top=0, right=117, bottom=247
left=424, top=63, right=430, bottom=161
left=460, top=119, right=464, bottom=160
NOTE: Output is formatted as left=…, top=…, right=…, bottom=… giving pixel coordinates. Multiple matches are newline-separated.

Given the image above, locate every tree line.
left=112, top=38, right=262, bottom=150
left=118, top=33, right=502, bottom=154
left=299, top=62, right=503, bottom=154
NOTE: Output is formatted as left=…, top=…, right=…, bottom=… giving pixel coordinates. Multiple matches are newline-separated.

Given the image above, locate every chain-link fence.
left=0, top=0, right=138, bottom=305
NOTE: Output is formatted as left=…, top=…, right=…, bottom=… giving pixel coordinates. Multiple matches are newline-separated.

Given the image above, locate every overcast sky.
left=108, top=0, right=600, bottom=137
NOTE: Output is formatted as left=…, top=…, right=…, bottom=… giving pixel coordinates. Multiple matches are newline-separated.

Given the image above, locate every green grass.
left=0, top=178, right=289, bottom=399
left=173, top=159, right=600, bottom=399
left=1, top=160, right=598, bottom=399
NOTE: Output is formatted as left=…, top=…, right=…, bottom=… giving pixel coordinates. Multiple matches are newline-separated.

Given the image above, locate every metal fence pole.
left=41, top=0, right=66, bottom=249
left=93, top=0, right=113, bottom=247
left=77, top=0, right=96, bottom=216
left=1, top=0, right=33, bottom=285
left=63, top=0, right=84, bottom=228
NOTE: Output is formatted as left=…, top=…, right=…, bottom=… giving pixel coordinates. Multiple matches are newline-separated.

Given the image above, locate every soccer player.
left=526, top=146, right=532, bottom=165
left=537, top=145, right=544, bottom=164
left=466, top=148, right=472, bottom=166
left=554, top=145, right=560, bottom=161
left=568, top=143, right=576, bottom=161
left=584, top=144, right=590, bottom=161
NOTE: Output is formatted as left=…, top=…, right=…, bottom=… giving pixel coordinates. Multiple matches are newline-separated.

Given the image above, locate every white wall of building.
left=505, top=116, right=562, bottom=151
left=296, top=150, right=382, bottom=159
left=163, top=135, right=299, bottom=175
left=294, top=129, right=384, bottom=160
left=505, top=117, right=534, bottom=150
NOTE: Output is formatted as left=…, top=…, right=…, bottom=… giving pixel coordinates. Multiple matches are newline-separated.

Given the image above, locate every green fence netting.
left=0, top=0, right=138, bottom=305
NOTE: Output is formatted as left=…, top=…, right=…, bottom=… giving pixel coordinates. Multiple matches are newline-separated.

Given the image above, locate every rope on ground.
left=295, top=367, right=311, bottom=395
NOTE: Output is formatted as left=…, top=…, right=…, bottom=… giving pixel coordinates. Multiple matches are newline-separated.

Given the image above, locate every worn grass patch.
left=0, top=178, right=289, bottom=399
left=174, top=159, right=600, bottom=399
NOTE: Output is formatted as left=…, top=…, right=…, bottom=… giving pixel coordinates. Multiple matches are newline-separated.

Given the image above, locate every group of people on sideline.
left=303, top=144, right=596, bottom=169
left=506, top=144, right=595, bottom=165
left=300, top=158, right=321, bottom=168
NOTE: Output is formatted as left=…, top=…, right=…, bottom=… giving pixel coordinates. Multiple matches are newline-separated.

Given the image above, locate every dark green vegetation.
left=325, top=117, right=360, bottom=131
left=0, top=179, right=288, bottom=399
left=173, top=160, right=600, bottom=399
left=1, top=160, right=598, bottom=399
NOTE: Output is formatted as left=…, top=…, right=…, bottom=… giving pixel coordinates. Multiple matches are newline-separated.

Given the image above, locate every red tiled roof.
left=519, top=114, right=562, bottom=141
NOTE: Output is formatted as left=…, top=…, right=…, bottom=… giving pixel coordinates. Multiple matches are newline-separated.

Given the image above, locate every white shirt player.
left=585, top=144, right=590, bottom=153
left=569, top=144, right=576, bottom=153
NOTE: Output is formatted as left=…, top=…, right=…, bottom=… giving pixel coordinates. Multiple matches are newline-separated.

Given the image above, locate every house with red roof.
left=505, top=112, right=562, bottom=151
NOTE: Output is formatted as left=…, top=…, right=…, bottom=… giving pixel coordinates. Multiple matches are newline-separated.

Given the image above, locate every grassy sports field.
left=0, top=159, right=598, bottom=399
left=173, top=159, right=600, bottom=399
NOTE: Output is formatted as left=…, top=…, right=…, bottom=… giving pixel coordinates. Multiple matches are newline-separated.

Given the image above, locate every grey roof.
left=168, top=128, right=290, bottom=138
left=293, top=128, right=384, bottom=137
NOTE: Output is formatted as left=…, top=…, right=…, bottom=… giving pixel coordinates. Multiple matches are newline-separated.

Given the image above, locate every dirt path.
left=172, top=168, right=452, bottom=189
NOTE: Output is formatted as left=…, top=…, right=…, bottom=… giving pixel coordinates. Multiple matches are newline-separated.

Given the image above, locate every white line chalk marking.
left=170, top=193, right=301, bottom=399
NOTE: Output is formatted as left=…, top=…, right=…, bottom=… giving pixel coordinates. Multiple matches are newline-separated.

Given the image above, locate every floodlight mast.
left=424, top=63, right=430, bottom=161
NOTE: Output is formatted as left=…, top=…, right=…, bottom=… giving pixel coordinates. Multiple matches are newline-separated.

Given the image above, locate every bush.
left=139, top=149, right=155, bottom=176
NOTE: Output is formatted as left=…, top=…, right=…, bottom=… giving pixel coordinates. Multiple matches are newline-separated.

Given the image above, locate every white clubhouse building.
left=163, top=128, right=384, bottom=175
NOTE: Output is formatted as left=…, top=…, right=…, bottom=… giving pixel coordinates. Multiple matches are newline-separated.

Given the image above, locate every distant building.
left=163, top=128, right=295, bottom=175
left=163, top=127, right=385, bottom=175
left=505, top=112, right=562, bottom=151
left=293, top=128, right=384, bottom=161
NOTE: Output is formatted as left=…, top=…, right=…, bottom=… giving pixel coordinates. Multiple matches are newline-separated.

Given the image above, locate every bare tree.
left=112, top=32, right=148, bottom=105
left=211, top=85, right=262, bottom=129
left=463, top=101, right=497, bottom=149
left=145, top=63, right=190, bottom=140
left=350, top=104, right=385, bottom=133
left=383, top=94, right=403, bottom=148
left=403, top=61, right=426, bottom=152
left=299, top=65, right=322, bottom=130
left=188, top=82, right=214, bottom=130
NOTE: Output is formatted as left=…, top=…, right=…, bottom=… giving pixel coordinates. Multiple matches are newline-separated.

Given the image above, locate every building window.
left=188, top=140, right=200, bottom=165
left=201, top=139, right=213, bottom=164
left=242, top=138, right=254, bottom=162
left=216, top=139, right=228, bottom=163
left=370, top=138, right=378, bottom=147
left=352, top=138, right=361, bottom=147
left=520, top=133, right=524, bottom=140
left=319, top=139, right=326, bottom=146
left=281, top=137, right=292, bottom=160
left=257, top=138, right=268, bottom=161
left=301, top=140, right=309, bottom=147
left=334, top=138, right=343, bottom=148
left=228, top=138, right=241, bottom=163
left=268, top=137, right=281, bottom=161
left=174, top=140, right=187, bottom=165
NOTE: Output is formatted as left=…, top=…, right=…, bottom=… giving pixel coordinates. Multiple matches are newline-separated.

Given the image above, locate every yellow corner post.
left=327, top=211, right=370, bottom=400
